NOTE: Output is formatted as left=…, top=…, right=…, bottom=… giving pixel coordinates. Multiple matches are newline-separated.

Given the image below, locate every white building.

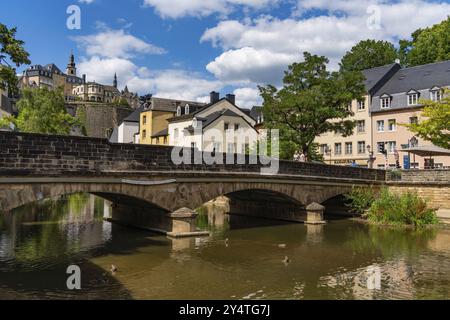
left=109, top=106, right=142, bottom=144
left=168, top=92, right=258, bottom=153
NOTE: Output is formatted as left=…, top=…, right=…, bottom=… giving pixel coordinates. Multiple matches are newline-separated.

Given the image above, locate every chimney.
left=210, top=91, right=220, bottom=104
left=226, top=94, right=235, bottom=105
left=82, top=74, right=86, bottom=84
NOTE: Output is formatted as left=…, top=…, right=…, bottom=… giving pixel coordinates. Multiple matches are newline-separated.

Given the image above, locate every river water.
left=0, top=194, right=449, bottom=300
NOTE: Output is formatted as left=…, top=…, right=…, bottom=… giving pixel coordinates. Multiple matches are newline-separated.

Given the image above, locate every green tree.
left=405, top=90, right=450, bottom=149
left=3, top=87, right=81, bottom=135
left=259, top=52, right=365, bottom=161
left=0, top=23, right=30, bottom=96
left=399, top=17, right=450, bottom=67
left=340, top=40, right=398, bottom=72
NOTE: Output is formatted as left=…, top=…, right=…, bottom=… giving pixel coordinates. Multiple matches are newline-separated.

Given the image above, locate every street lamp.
left=367, top=145, right=375, bottom=169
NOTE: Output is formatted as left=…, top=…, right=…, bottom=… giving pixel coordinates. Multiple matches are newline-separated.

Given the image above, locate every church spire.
left=66, top=50, right=76, bottom=76
left=113, top=73, right=118, bottom=88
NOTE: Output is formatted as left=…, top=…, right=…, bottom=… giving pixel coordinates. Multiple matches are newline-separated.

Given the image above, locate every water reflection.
left=0, top=193, right=449, bottom=300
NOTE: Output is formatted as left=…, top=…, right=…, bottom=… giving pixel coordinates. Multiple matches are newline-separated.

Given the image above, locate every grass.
left=345, top=187, right=439, bottom=227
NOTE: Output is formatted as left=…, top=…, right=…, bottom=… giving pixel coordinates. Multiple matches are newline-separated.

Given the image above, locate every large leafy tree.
left=0, top=23, right=30, bottom=96
left=340, top=40, right=398, bottom=72
left=2, top=87, right=81, bottom=135
left=399, top=17, right=450, bottom=67
left=259, top=52, right=365, bottom=161
left=406, top=91, right=450, bottom=149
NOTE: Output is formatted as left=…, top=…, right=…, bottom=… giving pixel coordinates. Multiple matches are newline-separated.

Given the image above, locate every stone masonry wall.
left=0, top=131, right=385, bottom=181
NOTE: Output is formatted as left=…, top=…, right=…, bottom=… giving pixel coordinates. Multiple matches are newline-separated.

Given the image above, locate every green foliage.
left=114, top=97, right=130, bottom=107
left=0, top=23, right=30, bottom=96
left=344, top=186, right=376, bottom=215
left=405, top=90, right=450, bottom=149
left=8, top=87, right=81, bottom=135
left=340, top=40, right=398, bottom=72
left=259, top=52, right=365, bottom=161
left=399, top=17, right=450, bottom=67
left=368, top=188, right=439, bottom=227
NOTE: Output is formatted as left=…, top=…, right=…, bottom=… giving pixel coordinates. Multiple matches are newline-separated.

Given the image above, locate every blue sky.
left=1, top=0, right=449, bottom=107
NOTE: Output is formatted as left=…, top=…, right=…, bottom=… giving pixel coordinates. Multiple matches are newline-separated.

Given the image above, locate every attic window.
left=381, top=95, right=391, bottom=109
left=176, top=106, right=182, bottom=116
left=430, top=88, right=442, bottom=102
left=407, top=91, right=419, bottom=106
left=185, top=104, right=190, bottom=115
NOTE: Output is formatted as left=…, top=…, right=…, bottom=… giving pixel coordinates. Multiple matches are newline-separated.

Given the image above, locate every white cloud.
left=201, top=0, right=450, bottom=85
left=72, top=28, right=166, bottom=59
left=233, top=87, right=263, bottom=108
left=143, top=0, right=279, bottom=19
left=78, top=0, right=95, bottom=4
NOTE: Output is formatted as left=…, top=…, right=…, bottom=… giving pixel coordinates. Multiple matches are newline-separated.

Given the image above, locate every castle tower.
left=113, top=73, right=118, bottom=88
left=66, top=51, right=76, bottom=76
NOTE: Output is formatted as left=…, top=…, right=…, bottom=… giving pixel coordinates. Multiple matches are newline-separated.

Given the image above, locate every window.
left=346, top=103, right=352, bottom=112
left=241, top=143, right=249, bottom=154
left=431, top=89, right=442, bottom=102
left=388, top=119, right=396, bottom=131
left=176, top=106, right=182, bottom=117
left=377, top=142, right=385, bottom=154
left=387, top=141, right=396, bottom=154
left=334, top=143, right=342, bottom=155
left=163, top=136, right=167, bottom=144
left=142, top=130, right=146, bottom=139
left=377, top=164, right=386, bottom=169
left=143, top=115, right=147, bottom=125
left=227, top=143, right=234, bottom=154
left=357, top=100, right=366, bottom=111
left=381, top=97, right=391, bottom=109
left=409, top=116, right=418, bottom=124
left=408, top=93, right=418, bottom=106
left=319, top=144, right=328, bottom=155
left=185, top=104, right=190, bottom=114
left=377, top=120, right=385, bottom=132
left=345, top=142, right=353, bottom=155
left=224, top=122, right=230, bottom=131
left=213, top=142, right=222, bottom=152
left=234, top=124, right=240, bottom=131
left=357, top=141, right=366, bottom=154
left=356, top=120, right=365, bottom=133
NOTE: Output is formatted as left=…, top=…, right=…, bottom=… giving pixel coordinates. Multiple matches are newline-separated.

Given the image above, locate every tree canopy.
left=2, top=87, right=81, bottom=135
left=0, top=23, right=30, bottom=96
left=340, top=40, right=398, bottom=72
left=399, top=16, right=450, bottom=67
left=406, top=90, right=450, bottom=149
left=259, top=52, right=365, bottom=161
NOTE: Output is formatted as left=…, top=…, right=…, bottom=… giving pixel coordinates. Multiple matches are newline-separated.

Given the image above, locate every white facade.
left=118, top=121, right=139, bottom=144
left=168, top=99, right=258, bottom=153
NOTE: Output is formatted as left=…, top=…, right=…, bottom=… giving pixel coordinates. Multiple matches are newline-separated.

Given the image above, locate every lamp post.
left=367, top=145, right=375, bottom=169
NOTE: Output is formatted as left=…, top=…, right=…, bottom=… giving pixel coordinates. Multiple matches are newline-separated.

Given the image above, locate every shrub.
left=344, top=186, right=376, bottom=215
left=368, top=188, right=438, bottom=227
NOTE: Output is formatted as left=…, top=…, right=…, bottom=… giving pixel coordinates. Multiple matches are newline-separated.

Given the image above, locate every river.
left=0, top=193, right=449, bottom=300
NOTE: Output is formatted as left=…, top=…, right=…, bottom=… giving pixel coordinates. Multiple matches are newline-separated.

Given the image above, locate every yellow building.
left=139, top=97, right=206, bottom=146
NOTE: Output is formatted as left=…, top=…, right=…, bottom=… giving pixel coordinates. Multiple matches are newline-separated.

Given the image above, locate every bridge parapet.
left=0, top=132, right=385, bottom=182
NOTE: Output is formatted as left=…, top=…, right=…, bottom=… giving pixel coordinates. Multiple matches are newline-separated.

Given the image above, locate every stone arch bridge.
left=0, top=132, right=386, bottom=236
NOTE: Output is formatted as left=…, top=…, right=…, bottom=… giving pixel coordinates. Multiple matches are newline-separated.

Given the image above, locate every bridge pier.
left=107, top=203, right=209, bottom=238
left=305, top=203, right=326, bottom=225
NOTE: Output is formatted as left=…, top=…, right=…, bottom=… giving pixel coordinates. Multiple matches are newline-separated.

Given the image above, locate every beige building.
left=370, top=60, right=450, bottom=169
left=315, top=64, right=401, bottom=167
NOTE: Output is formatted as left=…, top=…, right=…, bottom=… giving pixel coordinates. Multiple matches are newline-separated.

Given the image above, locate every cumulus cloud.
left=233, top=87, right=263, bottom=108
left=143, top=0, right=279, bottom=19
left=72, top=28, right=166, bottom=59
left=78, top=0, right=95, bottom=4
left=202, top=0, right=450, bottom=85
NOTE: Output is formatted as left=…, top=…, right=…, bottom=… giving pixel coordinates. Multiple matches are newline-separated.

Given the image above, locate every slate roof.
left=123, top=105, right=144, bottom=123
left=362, top=63, right=401, bottom=94
left=250, top=106, right=262, bottom=121
left=152, top=128, right=168, bottom=138
left=109, top=126, right=119, bottom=143
left=373, top=60, right=450, bottom=96
left=146, top=97, right=206, bottom=113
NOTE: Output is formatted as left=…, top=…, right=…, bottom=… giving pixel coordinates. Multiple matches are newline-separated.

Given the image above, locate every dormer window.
left=176, top=106, right=182, bottom=116
left=185, top=104, right=190, bottom=115
left=380, top=94, right=391, bottom=109
left=407, top=90, right=419, bottom=106
left=430, top=87, right=442, bottom=102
